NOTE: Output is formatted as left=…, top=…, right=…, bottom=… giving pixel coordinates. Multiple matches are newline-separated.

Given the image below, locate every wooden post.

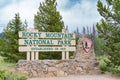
left=35, top=45, right=39, bottom=60
left=66, top=51, right=69, bottom=59
left=27, top=28, right=38, bottom=60
left=62, top=28, right=65, bottom=60
left=27, top=51, right=30, bottom=60
left=31, top=51, right=35, bottom=60
left=62, top=52, right=65, bottom=60
left=66, top=28, right=69, bottom=60
left=73, top=32, right=76, bottom=59
left=27, top=29, right=30, bottom=60
left=35, top=52, right=38, bottom=60
left=35, top=29, right=39, bottom=60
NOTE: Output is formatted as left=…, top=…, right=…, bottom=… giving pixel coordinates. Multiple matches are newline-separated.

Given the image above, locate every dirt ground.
left=28, top=74, right=120, bottom=80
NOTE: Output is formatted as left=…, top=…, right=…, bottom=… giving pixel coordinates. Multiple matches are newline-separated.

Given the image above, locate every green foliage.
left=0, top=56, right=4, bottom=63
left=0, top=70, right=28, bottom=80
left=1, top=13, right=27, bottom=62
left=34, top=0, right=64, bottom=32
left=97, top=0, right=120, bottom=73
left=74, top=27, right=80, bottom=47
left=98, top=55, right=120, bottom=74
left=98, top=55, right=110, bottom=72
left=111, top=66, right=120, bottom=74
left=0, top=70, right=6, bottom=80
left=99, top=59, right=107, bottom=71
left=0, top=62, right=15, bottom=71
left=39, top=52, right=61, bottom=60
left=0, top=55, right=16, bottom=71
left=95, top=38, right=105, bottom=56
left=0, top=33, right=3, bottom=38
left=0, top=39, right=4, bottom=54
left=34, top=0, right=64, bottom=59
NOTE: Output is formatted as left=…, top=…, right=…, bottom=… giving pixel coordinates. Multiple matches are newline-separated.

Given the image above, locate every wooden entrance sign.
left=18, top=28, right=76, bottom=60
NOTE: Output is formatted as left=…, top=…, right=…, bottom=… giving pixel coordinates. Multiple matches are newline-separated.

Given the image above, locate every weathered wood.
left=19, top=32, right=75, bottom=39
left=19, top=39, right=75, bottom=45
left=19, top=28, right=76, bottom=60
left=19, top=46, right=76, bottom=52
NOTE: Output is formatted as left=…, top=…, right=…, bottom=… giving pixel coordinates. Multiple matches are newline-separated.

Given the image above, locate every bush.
left=98, top=55, right=120, bottom=74
left=99, top=59, right=107, bottom=71
left=0, top=70, right=28, bottom=80
left=111, top=66, right=120, bottom=74
left=98, top=55, right=110, bottom=72
left=0, top=56, right=4, bottom=63
left=0, top=70, right=6, bottom=80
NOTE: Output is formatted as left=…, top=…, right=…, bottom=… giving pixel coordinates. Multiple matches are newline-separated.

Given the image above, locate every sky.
left=0, top=0, right=102, bottom=33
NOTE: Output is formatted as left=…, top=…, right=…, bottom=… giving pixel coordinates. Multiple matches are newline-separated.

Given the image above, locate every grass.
left=0, top=58, right=28, bottom=80
left=0, top=62, right=16, bottom=71
left=0, top=56, right=16, bottom=71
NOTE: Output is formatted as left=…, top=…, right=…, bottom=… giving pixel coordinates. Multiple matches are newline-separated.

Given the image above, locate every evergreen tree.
left=97, top=0, right=120, bottom=72
left=92, top=25, right=96, bottom=48
left=0, top=33, right=2, bottom=38
left=0, top=32, right=3, bottom=55
left=82, top=26, right=86, bottom=34
left=76, top=27, right=80, bottom=38
left=75, top=27, right=80, bottom=45
left=87, top=26, right=89, bottom=34
left=34, top=0, right=64, bottom=32
left=2, top=13, right=26, bottom=62
left=23, top=19, right=28, bottom=30
left=34, top=0, right=64, bottom=59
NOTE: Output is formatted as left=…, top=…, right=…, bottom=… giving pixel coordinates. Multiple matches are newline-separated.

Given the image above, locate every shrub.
left=99, top=59, right=107, bottom=71
left=0, top=70, right=6, bottom=80
left=0, top=56, right=4, bottom=63
left=111, top=66, right=120, bottom=74
left=98, top=55, right=110, bottom=72
left=98, top=55, right=120, bottom=74
left=0, top=70, right=28, bottom=80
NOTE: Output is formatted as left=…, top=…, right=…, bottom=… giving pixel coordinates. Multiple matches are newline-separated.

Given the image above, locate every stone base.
left=16, top=59, right=101, bottom=77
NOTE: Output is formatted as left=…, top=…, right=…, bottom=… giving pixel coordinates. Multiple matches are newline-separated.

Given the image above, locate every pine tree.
left=2, top=13, right=26, bottom=62
left=76, top=27, right=80, bottom=38
left=97, top=0, right=120, bottom=72
left=82, top=26, right=86, bottom=34
left=34, top=0, right=64, bottom=59
left=87, top=26, right=89, bottom=34
left=75, top=27, right=80, bottom=45
left=34, top=0, right=64, bottom=32
left=92, top=25, right=96, bottom=47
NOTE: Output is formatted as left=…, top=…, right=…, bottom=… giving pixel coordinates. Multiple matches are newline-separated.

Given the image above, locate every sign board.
left=18, top=28, right=76, bottom=60
left=19, top=32, right=75, bottom=38
left=19, top=31, right=76, bottom=52
left=19, top=46, right=76, bottom=52
left=19, top=39, right=75, bottom=45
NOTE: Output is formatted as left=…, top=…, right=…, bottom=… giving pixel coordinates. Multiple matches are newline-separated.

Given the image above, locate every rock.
left=57, top=70, right=65, bottom=77
left=76, top=67, right=83, bottom=72
left=46, top=72, right=56, bottom=77
left=48, top=67, right=57, bottom=72
left=31, top=69, right=38, bottom=77
left=74, top=35, right=100, bottom=74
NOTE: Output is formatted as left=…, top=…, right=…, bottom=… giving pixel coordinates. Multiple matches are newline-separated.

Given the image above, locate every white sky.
left=0, top=0, right=102, bottom=33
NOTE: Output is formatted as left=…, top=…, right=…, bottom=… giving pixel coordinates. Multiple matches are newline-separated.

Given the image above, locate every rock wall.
left=16, top=59, right=100, bottom=77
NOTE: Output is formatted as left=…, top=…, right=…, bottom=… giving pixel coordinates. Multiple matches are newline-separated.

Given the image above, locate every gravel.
left=28, top=74, right=120, bottom=80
